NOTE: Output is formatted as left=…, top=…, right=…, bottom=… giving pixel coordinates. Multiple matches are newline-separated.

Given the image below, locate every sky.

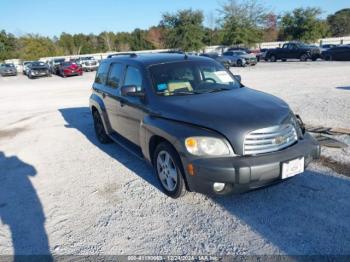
left=0, top=0, right=349, bottom=37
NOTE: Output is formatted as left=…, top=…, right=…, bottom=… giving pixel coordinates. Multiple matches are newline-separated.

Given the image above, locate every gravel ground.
left=0, top=62, right=350, bottom=256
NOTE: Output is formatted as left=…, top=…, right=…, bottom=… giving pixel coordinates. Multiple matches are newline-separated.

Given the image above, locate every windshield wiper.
left=198, top=87, right=232, bottom=93
left=157, top=89, right=201, bottom=96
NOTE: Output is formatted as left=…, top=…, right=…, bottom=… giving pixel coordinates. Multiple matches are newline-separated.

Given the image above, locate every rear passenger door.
left=94, top=62, right=124, bottom=132
left=117, top=65, right=146, bottom=146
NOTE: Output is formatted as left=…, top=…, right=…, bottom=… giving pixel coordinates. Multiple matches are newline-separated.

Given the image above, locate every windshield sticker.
left=157, top=83, right=167, bottom=91
left=214, top=71, right=233, bottom=83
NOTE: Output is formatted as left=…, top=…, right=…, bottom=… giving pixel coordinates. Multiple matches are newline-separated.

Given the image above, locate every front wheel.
left=270, top=55, right=277, bottom=62
left=154, top=142, right=186, bottom=198
left=237, top=59, right=244, bottom=67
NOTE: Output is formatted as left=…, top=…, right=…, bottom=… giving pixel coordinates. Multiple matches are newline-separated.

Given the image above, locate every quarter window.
left=95, top=62, right=109, bottom=84
left=107, top=63, right=123, bottom=88
left=124, top=66, right=142, bottom=91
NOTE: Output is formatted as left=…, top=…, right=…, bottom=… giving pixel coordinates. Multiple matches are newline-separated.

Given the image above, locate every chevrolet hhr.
left=89, top=53, right=320, bottom=198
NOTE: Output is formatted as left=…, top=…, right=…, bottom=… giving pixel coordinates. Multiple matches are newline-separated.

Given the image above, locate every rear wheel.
left=92, top=110, right=112, bottom=144
left=281, top=58, right=287, bottom=62
left=270, top=55, right=277, bottom=62
left=300, top=54, right=308, bottom=62
left=237, top=59, right=244, bottom=67
left=154, top=142, right=186, bottom=198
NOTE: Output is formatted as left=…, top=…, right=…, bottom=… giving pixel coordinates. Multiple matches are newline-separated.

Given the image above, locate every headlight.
left=185, top=137, right=231, bottom=156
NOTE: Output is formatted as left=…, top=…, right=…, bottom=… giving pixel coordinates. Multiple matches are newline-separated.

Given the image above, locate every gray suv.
left=89, top=53, right=320, bottom=198
left=0, top=63, right=17, bottom=77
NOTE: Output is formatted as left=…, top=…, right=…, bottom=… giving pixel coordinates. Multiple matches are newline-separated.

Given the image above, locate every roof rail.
left=107, top=53, right=137, bottom=58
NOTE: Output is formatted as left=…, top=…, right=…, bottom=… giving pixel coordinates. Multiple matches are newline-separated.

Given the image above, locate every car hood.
left=240, top=54, right=256, bottom=59
left=153, top=87, right=292, bottom=155
left=31, top=66, right=48, bottom=70
left=2, top=67, right=16, bottom=71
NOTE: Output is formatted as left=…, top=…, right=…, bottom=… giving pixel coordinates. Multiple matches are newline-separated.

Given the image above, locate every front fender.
left=141, top=116, right=228, bottom=162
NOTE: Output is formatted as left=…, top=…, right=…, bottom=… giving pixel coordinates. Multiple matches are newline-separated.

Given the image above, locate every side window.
left=106, top=63, right=122, bottom=88
left=124, top=66, right=142, bottom=91
left=95, top=62, right=109, bottom=84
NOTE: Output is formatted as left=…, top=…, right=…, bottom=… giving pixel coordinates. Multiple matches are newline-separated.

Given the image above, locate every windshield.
left=62, top=62, right=74, bottom=66
left=3, top=64, right=15, bottom=68
left=31, top=62, right=46, bottom=67
left=150, top=60, right=240, bottom=96
left=54, top=59, right=65, bottom=63
left=233, top=51, right=246, bottom=55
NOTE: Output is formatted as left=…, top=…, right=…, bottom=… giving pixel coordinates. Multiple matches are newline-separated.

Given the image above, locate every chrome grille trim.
left=243, top=124, right=298, bottom=155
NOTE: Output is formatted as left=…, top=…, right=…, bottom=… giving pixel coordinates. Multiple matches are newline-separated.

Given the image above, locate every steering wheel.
left=203, top=77, right=216, bottom=83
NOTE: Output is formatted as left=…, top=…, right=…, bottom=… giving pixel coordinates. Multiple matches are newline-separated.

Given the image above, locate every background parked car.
left=58, top=62, right=83, bottom=77
left=49, top=58, right=66, bottom=75
left=265, top=42, right=321, bottom=62
left=223, top=50, right=257, bottom=67
left=27, top=61, right=51, bottom=79
left=227, top=47, right=250, bottom=53
left=322, top=45, right=350, bottom=61
left=0, top=63, right=17, bottom=76
left=200, top=52, right=231, bottom=69
left=77, top=56, right=99, bottom=72
left=320, top=44, right=338, bottom=52
left=22, top=61, right=34, bottom=75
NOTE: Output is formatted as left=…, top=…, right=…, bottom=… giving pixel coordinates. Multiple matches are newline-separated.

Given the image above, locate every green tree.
left=58, top=33, right=75, bottom=55
left=129, top=28, right=155, bottom=51
left=160, top=9, right=205, bottom=51
left=279, top=7, right=329, bottom=42
left=327, top=9, right=350, bottom=37
left=18, top=35, right=59, bottom=60
left=0, top=30, right=18, bottom=60
left=218, top=0, right=266, bottom=46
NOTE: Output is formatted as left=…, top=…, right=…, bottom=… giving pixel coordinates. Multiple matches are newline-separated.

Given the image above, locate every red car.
left=58, top=62, right=83, bottom=77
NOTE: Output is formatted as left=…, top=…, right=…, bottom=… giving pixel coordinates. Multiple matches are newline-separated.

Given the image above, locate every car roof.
left=104, top=53, right=213, bottom=67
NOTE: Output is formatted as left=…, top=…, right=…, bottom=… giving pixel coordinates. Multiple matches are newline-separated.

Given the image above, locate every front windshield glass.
left=4, top=64, right=15, bottom=67
left=233, top=51, right=246, bottom=55
left=150, top=60, right=240, bottom=96
left=31, top=62, right=46, bottom=66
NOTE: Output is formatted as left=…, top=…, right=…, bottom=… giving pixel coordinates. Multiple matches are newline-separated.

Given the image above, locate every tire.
left=153, top=142, right=187, bottom=198
left=270, top=55, right=277, bottom=62
left=300, top=54, right=308, bottom=62
left=325, top=55, right=332, bottom=61
left=237, top=59, right=244, bottom=67
left=281, top=59, right=287, bottom=62
left=92, top=110, right=112, bottom=144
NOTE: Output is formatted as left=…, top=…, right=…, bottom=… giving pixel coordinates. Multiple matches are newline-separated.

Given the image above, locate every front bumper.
left=182, top=133, right=320, bottom=195
left=82, top=65, right=98, bottom=71
left=1, top=71, right=17, bottom=76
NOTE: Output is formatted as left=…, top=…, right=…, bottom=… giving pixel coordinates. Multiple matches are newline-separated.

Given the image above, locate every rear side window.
left=106, top=63, right=123, bottom=88
left=95, top=62, right=109, bottom=84
left=124, top=66, right=142, bottom=91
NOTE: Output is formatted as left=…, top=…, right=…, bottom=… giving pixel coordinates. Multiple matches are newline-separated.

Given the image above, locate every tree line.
left=1, top=0, right=350, bottom=61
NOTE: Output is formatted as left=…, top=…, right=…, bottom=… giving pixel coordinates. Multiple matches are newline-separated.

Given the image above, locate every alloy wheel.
left=156, top=150, right=178, bottom=192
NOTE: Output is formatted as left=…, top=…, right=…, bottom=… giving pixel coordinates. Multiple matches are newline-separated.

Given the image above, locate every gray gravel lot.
left=0, top=62, right=349, bottom=256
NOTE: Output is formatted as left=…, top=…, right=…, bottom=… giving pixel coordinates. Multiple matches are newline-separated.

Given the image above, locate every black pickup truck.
left=265, top=42, right=321, bottom=62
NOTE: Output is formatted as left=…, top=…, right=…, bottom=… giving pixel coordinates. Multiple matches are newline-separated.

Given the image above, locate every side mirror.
left=234, top=75, right=241, bottom=82
left=121, top=85, right=145, bottom=97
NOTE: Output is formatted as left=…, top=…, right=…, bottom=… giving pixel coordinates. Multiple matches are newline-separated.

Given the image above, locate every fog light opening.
left=213, top=182, right=225, bottom=192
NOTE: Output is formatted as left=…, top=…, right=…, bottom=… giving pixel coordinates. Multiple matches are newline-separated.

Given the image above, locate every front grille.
left=243, top=124, right=297, bottom=155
